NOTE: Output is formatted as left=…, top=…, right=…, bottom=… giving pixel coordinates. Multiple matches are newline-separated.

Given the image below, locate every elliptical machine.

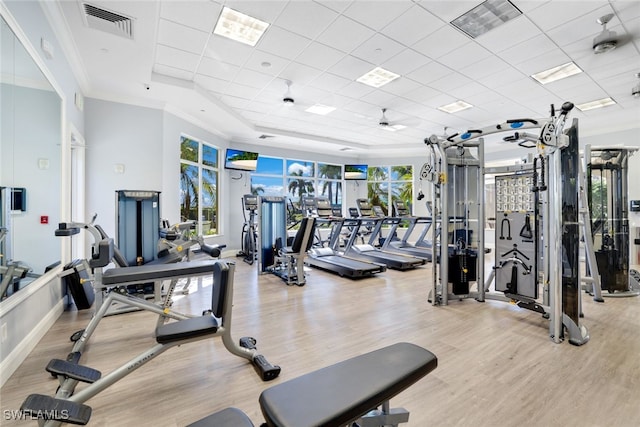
left=237, top=194, right=258, bottom=265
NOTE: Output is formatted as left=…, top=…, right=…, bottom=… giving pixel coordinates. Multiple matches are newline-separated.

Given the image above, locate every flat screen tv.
left=344, top=164, right=368, bottom=180
left=224, top=148, right=259, bottom=171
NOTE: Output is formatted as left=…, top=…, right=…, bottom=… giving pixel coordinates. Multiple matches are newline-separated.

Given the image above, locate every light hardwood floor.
left=1, top=258, right=639, bottom=427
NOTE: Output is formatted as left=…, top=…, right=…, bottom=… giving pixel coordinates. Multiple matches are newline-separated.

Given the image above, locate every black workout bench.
left=188, top=342, right=438, bottom=427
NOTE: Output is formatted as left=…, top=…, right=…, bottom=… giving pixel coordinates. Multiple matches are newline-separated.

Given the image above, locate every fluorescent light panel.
left=451, top=0, right=522, bottom=39
left=438, top=100, right=473, bottom=113
left=576, top=97, right=616, bottom=111
left=213, top=6, right=269, bottom=47
left=356, top=67, right=400, bottom=88
left=531, top=62, right=582, bottom=85
left=381, top=124, right=407, bottom=132
left=305, top=104, right=336, bottom=115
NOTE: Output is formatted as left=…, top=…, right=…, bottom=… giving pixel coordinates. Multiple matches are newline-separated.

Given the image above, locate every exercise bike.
left=237, top=194, right=258, bottom=265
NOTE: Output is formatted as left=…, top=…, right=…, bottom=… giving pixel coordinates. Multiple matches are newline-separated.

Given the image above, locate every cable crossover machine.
left=422, top=101, right=590, bottom=345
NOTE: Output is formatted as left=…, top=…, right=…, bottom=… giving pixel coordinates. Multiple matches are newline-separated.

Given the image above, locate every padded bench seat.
left=187, top=407, right=254, bottom=427
left=260, top=342, right=437, bottom=427
left=102, top=260, right=218, bottom=286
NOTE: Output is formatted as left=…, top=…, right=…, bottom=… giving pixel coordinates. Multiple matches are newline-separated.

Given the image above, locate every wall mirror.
left=1, top=15, right=62, bottom=301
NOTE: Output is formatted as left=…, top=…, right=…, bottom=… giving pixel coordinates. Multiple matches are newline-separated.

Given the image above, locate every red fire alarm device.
left=40, top=216, right=49, bottom=224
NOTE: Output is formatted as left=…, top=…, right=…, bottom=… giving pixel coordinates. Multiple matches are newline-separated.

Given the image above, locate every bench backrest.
left=210, top=261, right=231, bottom=319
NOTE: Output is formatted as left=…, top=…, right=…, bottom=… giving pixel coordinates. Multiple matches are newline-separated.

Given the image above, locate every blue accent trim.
left=510, top=122, right=524, bottom=129
left=461, top=132, right=472, bottom=140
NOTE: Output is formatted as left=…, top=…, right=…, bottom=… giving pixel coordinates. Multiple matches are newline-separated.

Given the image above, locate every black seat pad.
left=155, top=315, right=219, bottom=344
left=259, top=342, right=437, bottom=427
left=186, top=407, right=254, bottom=427
left=102, top=260, right=217, bottom=285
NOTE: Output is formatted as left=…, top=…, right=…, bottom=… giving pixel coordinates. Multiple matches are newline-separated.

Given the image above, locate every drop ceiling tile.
left=194, top=74, right=229, bottom=93
left=475, top=16, right=542, bottom=53
left=327, top=55, right=375, bottom=80
left=546, top=5, right=615, bottom=47
left=221, top=82, right=261, bottom=99
left=412, top=25, right=470, bottom=59
left=204, top=35, right=253, bottom=66
left=571, top=34, right=638, bottom=74
left=458, top=56, right=511, bottom=81
left=417, top=0, right=480, bottom=22
left=527, top=0, right=609, bottom=32
left=380, top=48, right=431, bottom=76
left=219, top=94, right=250, bottom=109
left=316, top=15, right=376, bottom=54
left=497, top=33, right=558, bottom=66
left=316, top=0, right=354, bottom=14
left=340, top=81, right=376, bottom=98
left=318, top=93, right=358, bottom=109
left=420, top=92, right=457, bottom=109
left=493, top=77, right=547, bottom=100
left=274, top=1, right=338, bottom=39
left=223, top=0, right=288, bottom=23
left=478, top=67, right=525, bottom=89
left=512, top=49, right=572, bottom=76
left=157, top=19, right=209, bottom=55
left=406, top=61, right=452, bottom=85
left=448, top=81, right=491, bottom=100
left=379, top=76, right=423, bottom=97
left=613, top=1, right=640, bottom=21
left=243, top=50, right=291, bottom=77
left=308, top=72, right=352, bottom=92
left=294, top=42, right=345, bottom=71
left=258, top=27, right=311, bottom=59
left=153, top=64, right=194, bottom=81
left=343, top=99, right=379, bottom=116
left=359, top=89, right=399, bottom=107
left=198, top=57, right=240, bottom=81
left=401, top=85, right=442, bottom=104
left=234, top=68, right=275, bottom=89
left=155, top=44, right=200, bottom=72
left=351, top=33, right=406, bottom=65
left=429, top=72, right=472, bottom=93
left=381, top=4, right=444, bottom=46
left=343, top=0, right=413, bottom=31
left=437, top=42, right=492, bottom=70
left=278, top=62, right=323, bottom=86
left=159, top=1, right=222, bottom=33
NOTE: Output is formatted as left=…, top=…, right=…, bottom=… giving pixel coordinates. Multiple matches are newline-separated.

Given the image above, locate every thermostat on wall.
left=631, top=200, right=640, bottom=212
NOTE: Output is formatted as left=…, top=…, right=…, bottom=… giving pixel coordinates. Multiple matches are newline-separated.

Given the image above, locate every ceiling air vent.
left=82, top=3, right=134, bottom=39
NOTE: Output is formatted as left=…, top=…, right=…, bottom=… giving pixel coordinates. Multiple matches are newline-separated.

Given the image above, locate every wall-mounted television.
left=224, top=148, right=259, bottom=171
left=344, top=164, right=368, bottom=180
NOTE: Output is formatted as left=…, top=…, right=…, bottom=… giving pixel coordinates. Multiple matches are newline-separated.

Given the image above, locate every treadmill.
left=378, top=200, right=435, bottom=261
left=304, top=198, right=386, bottom=278
left=342, top=217, right=425, bottom=271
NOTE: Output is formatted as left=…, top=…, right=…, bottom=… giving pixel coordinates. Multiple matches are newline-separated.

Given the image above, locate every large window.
left=251, top=156, right=343, bottom=224
left=179, top=135, right=218, bottom=235
left=367, top=165, right=413, bottom=215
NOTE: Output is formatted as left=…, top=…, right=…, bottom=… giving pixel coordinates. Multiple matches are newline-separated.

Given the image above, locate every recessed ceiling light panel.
left=531, top=62, right=583, bottom=85
left=356, top=67, right=400, bottom=88
left=451, top=0, right=522, bottom=39
left=576, top=97, right=616, bottom=111
left=437, top=100, right=473, bottom=113
left=213, top=6, right=269, bottom=46
left=305, top=104, right=336, bottom=115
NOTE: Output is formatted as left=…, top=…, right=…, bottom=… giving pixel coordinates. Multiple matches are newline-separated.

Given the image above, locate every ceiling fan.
left=376, top=108, right=421, bottom=131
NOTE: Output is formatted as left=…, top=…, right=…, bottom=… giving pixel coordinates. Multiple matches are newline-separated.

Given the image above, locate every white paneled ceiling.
left=51, top=0, right=640, bottom=158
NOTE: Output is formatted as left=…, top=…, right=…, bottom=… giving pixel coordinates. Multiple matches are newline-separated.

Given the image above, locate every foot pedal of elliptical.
left=21, top=394, right=92, bottom=425
left=46, top=359, right=101, bottom=383
left=239, top=336, right=257, bottom=350
left=253, top=354, right=281, bottom=381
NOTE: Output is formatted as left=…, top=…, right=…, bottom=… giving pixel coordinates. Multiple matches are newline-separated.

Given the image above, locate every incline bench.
left=188, top=342, right=438, bottom=427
